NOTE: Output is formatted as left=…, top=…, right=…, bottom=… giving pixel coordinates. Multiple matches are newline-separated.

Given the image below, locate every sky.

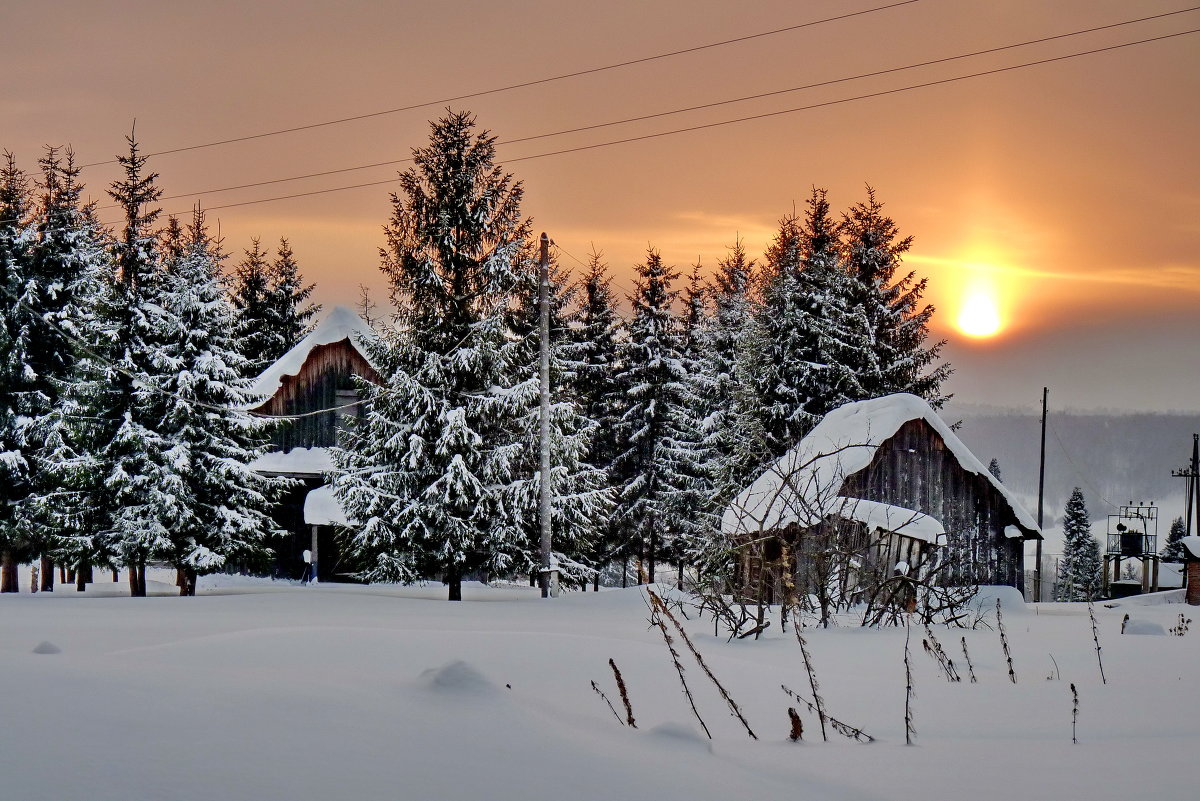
left=3, top=0, right=1199, bottom=413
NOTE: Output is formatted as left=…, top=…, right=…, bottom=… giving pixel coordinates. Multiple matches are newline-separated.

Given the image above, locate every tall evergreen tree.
left=1161, top=516, right=1187, bottom=562
left=0, top=151, right=32, bottom=591
left=135, top=208, right=285, bottom=594
left=988, top=457, right=1003, bottom=482
left=266, top=237, right=320, bottom=358
left=332, top=110, right=531, bottom=600
left=1055, top=487, right=1102, bottom=601
left=839, top=185, right=951, bottom=407
left=230, top=237, right=277, bottom=378
left=612, top=247, right=690, bottom=584
left=567, top=248, right=626, bottom=585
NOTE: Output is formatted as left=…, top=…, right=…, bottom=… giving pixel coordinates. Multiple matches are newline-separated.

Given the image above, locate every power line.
left=97, top=6, right=1200, bottom=211
left=124, top=25, right=1200, bottom=221
left=79, top=0, right=922, bottom=168
left=1048, top=419, right=1119, bottom=511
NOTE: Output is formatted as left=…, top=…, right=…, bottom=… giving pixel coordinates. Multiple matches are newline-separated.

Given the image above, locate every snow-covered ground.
left=2, top=574, right=1197, bottom=801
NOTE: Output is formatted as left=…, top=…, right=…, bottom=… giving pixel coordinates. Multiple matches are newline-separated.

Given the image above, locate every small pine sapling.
left=960, top=637, right=978, bottom=683
left=1087, top=600, right=1107, bottom=684
left=609, top=659, right=637, bottom=728
left=788, top=707, right=804, bottom=742
left=996, top=598, right=1017, bottom=683
left=591, top=680, right=624, bottom=725
left=1070, top=683, right=1079, bottom=744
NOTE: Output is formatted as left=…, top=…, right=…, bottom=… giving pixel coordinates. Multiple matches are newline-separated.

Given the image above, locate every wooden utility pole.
left=1035, top=387, right=1048, bottom=602
left=1171, top=433, right=1200, bottom=538
left=537, top=233, right=557, bottom=598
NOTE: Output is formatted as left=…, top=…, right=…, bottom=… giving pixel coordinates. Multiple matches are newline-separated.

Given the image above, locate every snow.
left=1122, top=618, right=1167, bottom=636
left=2, top=578, right=1198, bottom=801
left=1180, top=535, right=1200, bottom=560
left=303, top=484, right=348, bottom=526
left=249, top=446, right=334, bottom=476
left=248, top=305, right=375, bottom=401
left=825, top=497, right=945, bottom=543
left=723, top=393, right=1040, bottom=536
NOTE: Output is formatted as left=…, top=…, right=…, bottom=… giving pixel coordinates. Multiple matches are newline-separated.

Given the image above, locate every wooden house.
left=723, top=393, right=1041, bottom=601
left=249, top=306, right=379, bottom=581
left=1182, top=536, right=1200, bottom=605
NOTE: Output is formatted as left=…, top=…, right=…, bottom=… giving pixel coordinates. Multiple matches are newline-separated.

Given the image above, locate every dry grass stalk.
left=1087, top=601, right=1107, bottom=685
left=904, top=620, right=916, bottom=745
left=648, top=589, right=757, bottom=740
left=608, top=658, right=637, bottom=728
left=960, top=637, right=978, bottom=683
left=1170, top=613, right=1192, bottom=637
left=647, top=601, right=711, bottom=738
left=922, top=625, right=961, bottom=682
left=780, top=684, right=875, bottom=743
left=793, top=620, right=829, bottom=741
left=787, top=707, right=804, bottom=742
left=1070, top=683, right=1079, bottom=744
left=996, top=599, right=1016, bottom=684
left=591, top=680, right=624, bottom=725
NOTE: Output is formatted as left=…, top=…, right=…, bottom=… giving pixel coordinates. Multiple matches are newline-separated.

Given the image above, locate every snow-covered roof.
left=304, top=485, right=349, bottom=526
left=249, top=447, right=334, bottom=476
left=1181, top=536, right=1200, bottom=560
left=825, top=497, right=945, bottom=544
left=722, top=393, right=1040, bottom=537
left=250, top=306, right=376, bottom=401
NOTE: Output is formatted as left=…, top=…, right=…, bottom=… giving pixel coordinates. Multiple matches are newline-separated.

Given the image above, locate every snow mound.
left=1122, top=618, right=1166, bottom=636
left=418, top=660, right=498, bottom=697
left=970, top=585, right=1029, bottom=616
left=645, top=721, right=713, bottom=753
left=31, top=641, right=61, bottom=655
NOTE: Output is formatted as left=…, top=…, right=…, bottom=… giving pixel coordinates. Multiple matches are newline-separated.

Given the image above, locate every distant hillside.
left=947, top=405, right=1199, bottom=538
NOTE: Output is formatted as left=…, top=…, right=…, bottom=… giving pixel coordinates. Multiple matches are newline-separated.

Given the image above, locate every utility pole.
left=1171, top=433, right=1200, bottom=539
left=1035, top=387, right=1048, bottom=602
left=537, top=232, right=558, bottom=598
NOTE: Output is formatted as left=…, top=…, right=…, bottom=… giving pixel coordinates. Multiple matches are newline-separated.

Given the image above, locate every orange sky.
left=4, top=0, right=1199, bottom=412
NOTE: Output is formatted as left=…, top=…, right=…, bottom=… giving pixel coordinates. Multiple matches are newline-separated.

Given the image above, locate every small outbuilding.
left=249, top=306, right=378, bottom=581
left=723, top=393, right=1041, bottom=603
left=1181, top=536, right=1200, bottom=605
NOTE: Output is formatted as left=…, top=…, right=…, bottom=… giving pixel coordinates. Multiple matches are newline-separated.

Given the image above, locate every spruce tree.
left=1055, top=487, right=1102, bottom=601
left=137, top=208, right=285, bottom=594
left=988, top=458, right=1003, bottom=482
left=230, top=237, right=277, bottom=378
left=1161, top=516, right=1187, bottom=562
left=612, top=247, right=690, bottom=584
left=567, top=248, right=626, bottom=586
left=839, top=185, right=951, bottom=407
left=0, top=151, right=31, bottom=591
left=266, top=237, right=320, bottom=358
left=332, top=110, right=531, bottom=601
left=508, top=244, right=611, bottom=585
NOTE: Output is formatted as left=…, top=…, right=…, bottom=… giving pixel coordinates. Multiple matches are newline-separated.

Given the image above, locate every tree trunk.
left=129, top=560, right=147, bottom=597
left=180, top=568, right=197, bottom=597
left=137, top=562, right=147, bottom=597
left=40, top=556, right=54, bottom=592
left=127, top=564, right=138, bottom=596
left=80, top=562, right=93, bottom=584
left=621, top=555, right=628, bottom=589
left=75, top=564, right=87, bottom=592
left=59, top=565, right=66, bottom=584
left=67, top=567, right=76, bottom=584
left=593, top=569, right=599, bottom=593
left=1, top=550, right=18, bottom=593
left=447, top=569, right=462, bottom=601
left=175, top=567, right=185, bottom=588
left=647, top=530, right=657, bottom=586
left=111, top=568, right=119, bottom=582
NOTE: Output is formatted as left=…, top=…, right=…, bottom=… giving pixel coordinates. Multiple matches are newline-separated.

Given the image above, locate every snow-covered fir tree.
left=1055, top=487, right=1102, bottom=601
left=0, top=152, right=31, bottom=592
left=229, top=237, right=279, bottom=378
left=612, top=247, right=692, bottom=584
left=331, top=110, right=532, bottom=601
left=566, top=248, right=626, bottom=586
left=745, top=188, right=855, bottom=463
left=266, top=237, right=320, bottom=357
left=988, top=458, right=1002, bottom=482
left=507, top=243, right=612, bottom=586
left=839, top=185, right=951, bottom=407
left=10, top=148, right=111, bottom=591
left=1161, top=516, right=1187, bottom=562
left=697, top=238, right=757, bottom=506
left=135, top=208, right=285, bottom=595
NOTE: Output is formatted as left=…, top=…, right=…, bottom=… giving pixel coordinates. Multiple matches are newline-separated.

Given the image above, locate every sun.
left=956, top=289, right=1002, bottom=338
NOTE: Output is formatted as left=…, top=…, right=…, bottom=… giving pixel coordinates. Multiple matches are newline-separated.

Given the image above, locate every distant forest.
left=951, top=407, right=1199, bottom=533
